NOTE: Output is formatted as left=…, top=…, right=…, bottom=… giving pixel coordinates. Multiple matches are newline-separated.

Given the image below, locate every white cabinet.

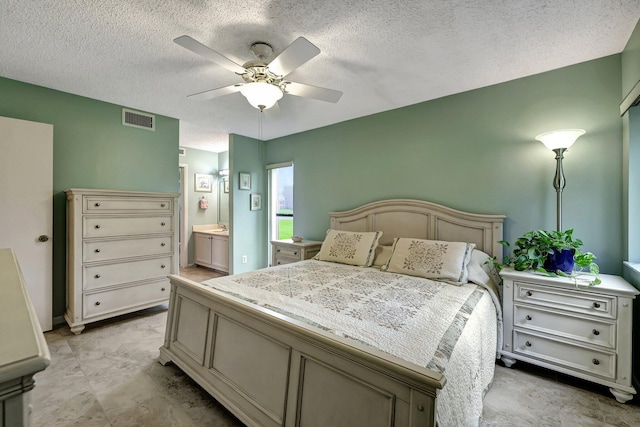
left=271, top=239, right=322, bottom=266
left=500, top=268, right=639, bottom=403
left=65, top=189, right=179, bottom=334
left=194, top=232, right=229, bottom=273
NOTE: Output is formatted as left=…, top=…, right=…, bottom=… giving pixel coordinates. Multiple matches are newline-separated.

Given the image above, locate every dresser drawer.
left=513, top=330, right=615, bottom=380
left=83, top=236, right=173, bottom=262
left=514, top=305, right=615, bottom=349
left=83, top=256, right=173, bottom=290
left=515, top=282, right=615, bottom=319
left=83, top=216, right=172, bottom=238
left=83, top=279, right=170, bottom=319
left=84, top=196, right=173, bottom=213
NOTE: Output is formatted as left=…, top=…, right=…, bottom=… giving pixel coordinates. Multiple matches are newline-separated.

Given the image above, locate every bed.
left=159, top=199, right=505, bottom=427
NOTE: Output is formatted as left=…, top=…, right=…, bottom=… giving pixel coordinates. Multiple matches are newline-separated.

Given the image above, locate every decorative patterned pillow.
left=316, top=229, right=382, bottom=267
left=382, top=238, right=476, bottom=284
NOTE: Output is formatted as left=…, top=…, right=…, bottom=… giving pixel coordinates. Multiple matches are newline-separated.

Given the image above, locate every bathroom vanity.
left=193, top=225, right=229, bottom=273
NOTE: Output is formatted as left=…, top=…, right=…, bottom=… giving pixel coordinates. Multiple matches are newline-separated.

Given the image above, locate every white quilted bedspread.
left=202, top=260, right=499, bottom=427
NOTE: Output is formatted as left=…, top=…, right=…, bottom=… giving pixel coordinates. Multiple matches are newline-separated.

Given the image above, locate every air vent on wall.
left=179, top=147, right=186, bottom=156
left=122, top=108, right=155, bottom=131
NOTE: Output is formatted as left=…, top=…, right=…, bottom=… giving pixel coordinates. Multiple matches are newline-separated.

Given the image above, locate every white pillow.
left=467, top=249, right=501, bottom=288
left=372, top=245, right=393, bottom=267
left=382, top=238, right=475, bottom=285
left=316, top=229, right=382, bottom=267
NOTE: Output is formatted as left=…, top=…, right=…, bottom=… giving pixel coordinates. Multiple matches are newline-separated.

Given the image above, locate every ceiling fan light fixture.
left=240, top=82, right=283, bottom=110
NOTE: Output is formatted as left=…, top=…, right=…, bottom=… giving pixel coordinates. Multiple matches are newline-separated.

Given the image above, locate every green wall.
left=0, top=76, right=179, bottom=319
left=622, top=19, right=640, bottom=263
left=229, top=134, right=267, bottom=274
left=620, top=19, right=640, bottom=393
left=622, top=19, right=640, bottom=100
left=180, top=147, right=219, bottom=264
left=264, top=55, right=624, bottom=274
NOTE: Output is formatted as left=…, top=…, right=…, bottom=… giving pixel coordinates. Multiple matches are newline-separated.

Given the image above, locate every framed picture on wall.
left=195, top=173, right=213, bottom=192
left=239, top=172, right=251, bottom=190
left=250, top=193, right=262, bottom=211
left=223, top=179, right=229, bottom=193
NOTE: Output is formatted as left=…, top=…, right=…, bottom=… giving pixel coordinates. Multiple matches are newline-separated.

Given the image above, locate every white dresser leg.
left=609, top=388, right=634, bottom=404
left=69, top=324, right=85, bottom=335
left=501, top=356, right=516, bottom=368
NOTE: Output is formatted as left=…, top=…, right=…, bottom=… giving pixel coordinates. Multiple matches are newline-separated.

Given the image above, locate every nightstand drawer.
left=274, top=255, right=299, bottom=266
left=513, top=330, right=615, bottom=380
left=514, top=305, right=615, bottom=349
left=275, top=246, right=301, bottom=259
left=515, top=282, right=615, bottom=319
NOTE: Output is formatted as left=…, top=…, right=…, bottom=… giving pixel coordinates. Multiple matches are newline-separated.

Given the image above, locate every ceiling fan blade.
left=174, top=35, right=246, bottom=74
left=268, top=37, right=320, bottom=77
left=284, top=82, right=342, bottom=103
left=187, top=84, right=243, bottom=101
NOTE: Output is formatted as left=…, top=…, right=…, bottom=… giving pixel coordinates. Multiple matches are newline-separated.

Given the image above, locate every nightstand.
left=500, top=268, right=639, bottom=403
left=271, top=239, right=322, bottom=266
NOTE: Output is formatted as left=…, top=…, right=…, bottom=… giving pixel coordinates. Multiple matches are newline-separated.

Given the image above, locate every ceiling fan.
left=174, top=35, right=343, bottom=111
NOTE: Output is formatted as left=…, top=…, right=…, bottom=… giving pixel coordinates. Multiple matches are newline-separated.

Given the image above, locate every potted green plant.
left=496, top=229, right=601, bottom=286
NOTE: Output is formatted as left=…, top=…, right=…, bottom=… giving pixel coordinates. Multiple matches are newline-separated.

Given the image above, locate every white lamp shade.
left=240, top=82, right=283, bottom=110
left=535, top=129, right=585, bottom=150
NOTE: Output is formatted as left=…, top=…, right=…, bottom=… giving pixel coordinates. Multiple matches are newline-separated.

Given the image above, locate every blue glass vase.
left=544, top=248, right=575, bottom=274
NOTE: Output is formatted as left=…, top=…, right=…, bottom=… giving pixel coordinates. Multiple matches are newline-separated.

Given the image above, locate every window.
left=268, top=162, right=294, bottom=243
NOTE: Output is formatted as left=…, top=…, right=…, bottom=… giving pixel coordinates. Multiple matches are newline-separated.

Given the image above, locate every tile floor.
left=31, top=266, right=640, bottom=426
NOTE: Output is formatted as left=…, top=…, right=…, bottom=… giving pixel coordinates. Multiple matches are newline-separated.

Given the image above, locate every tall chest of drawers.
left=65, top=189, right=179, bottom=334
left=500, top=268, right=639, bottom=403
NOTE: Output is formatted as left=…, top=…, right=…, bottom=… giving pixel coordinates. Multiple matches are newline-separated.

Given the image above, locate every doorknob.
left=38, top=235, right=49, bottom=242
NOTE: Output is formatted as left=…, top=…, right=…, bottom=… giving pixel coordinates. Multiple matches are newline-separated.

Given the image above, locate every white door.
left=0, top=116, right=53, bottom=331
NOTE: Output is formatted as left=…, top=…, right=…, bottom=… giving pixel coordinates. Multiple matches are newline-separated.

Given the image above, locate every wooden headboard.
left=329, top=199, right=506, bottom=258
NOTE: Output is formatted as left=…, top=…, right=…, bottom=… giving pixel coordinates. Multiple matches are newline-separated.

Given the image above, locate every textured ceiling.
left=1, top=1, right=638, bottom=152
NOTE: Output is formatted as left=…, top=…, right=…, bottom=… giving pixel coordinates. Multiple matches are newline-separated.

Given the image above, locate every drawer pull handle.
left=95, top=301, right=101, bottom=306
left=94, top=274, right=101, bottom=279
left=526, top=291, right=533, bottom=297
left=592, top=359, right=600, bottom=366
left=277, top=261, right=281, bottom=265
left=525, top=315, right=532, bottom=321
left=525, top=341, right=532, bottom=347
left=293, top=251, right=298, bottom=256
left=593, top=302, right=601, bottom=309
left=161, top=287, right=166, bottom=292
left=161, top=265, right=166, bottom=269
left=95, top=202, right=100, bottom=207
left=95, top=224, right=101, bottom=229
left=161, top=222, right=166, bottom=226
left=161, top=242, right=166, bottom=247
left=161, top=203, right=166, bottom=207
left=417, top=404, right=425, bottom=412
left=592, top=329, right=600, bottom=336
left=277, top=249, right=281, bottom=253
left=95, top=249, right=100, bottom=253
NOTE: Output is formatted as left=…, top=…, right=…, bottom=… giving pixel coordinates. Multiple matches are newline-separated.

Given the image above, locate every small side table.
left=500, top=268, right=638, bottom=403
left=271, top=239, right=322, bottom=266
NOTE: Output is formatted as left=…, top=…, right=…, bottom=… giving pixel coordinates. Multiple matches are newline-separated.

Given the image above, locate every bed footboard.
left=159, top=275, right=444, bottom=427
